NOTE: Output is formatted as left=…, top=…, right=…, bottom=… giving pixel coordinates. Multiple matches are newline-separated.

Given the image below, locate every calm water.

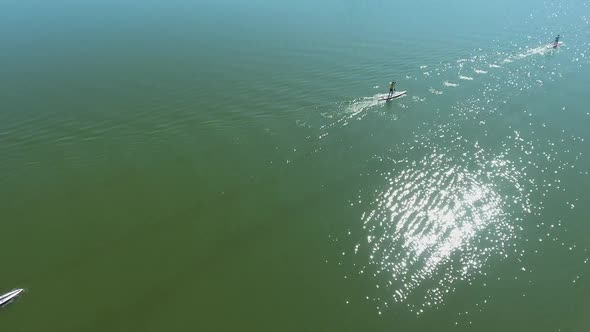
left=1, top=0, right=590, bottom=331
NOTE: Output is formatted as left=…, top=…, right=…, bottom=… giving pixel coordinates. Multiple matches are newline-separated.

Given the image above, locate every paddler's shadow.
left=546, top=48, right=561, bottom=58
left=377, top=100, right=400, bottom=115
left=382, top=100, right=397, bottom=108
left=378, top=97, right=400, bottom=110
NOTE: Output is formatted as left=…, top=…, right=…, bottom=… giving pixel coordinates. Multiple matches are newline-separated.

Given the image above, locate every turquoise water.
left=1, top=0, right=590, bottom=331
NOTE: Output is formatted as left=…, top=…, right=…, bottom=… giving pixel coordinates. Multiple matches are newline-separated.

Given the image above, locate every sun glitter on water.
left=354, top=145, right=530, bottom=314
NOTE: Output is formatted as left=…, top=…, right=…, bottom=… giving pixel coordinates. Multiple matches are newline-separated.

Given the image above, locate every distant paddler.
left=379, top=82, right=407, bottom=101
left=553, top=34, right=561, bottom=48
left=388, top=81, right=397, bottom=98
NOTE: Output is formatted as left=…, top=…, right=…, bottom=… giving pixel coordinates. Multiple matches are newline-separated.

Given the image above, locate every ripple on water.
left=353, top=126, right=532, bottom=314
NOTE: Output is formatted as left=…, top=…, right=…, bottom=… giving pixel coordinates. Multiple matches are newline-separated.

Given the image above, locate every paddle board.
left=0, top=288, right=24, bottom=308
left=379, top=91, right=407, bottom=101
left=547, top=41, right=563, bottom=49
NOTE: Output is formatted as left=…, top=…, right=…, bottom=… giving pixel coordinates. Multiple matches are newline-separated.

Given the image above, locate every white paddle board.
left=379, top=91, right=407, bottom=101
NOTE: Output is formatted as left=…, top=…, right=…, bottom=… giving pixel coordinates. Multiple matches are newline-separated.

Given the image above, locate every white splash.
left=429, top=88, right=443, bottom=95
left=346, top=96, right=382, bottom=118
left=443, top=81, right=459, bottom=87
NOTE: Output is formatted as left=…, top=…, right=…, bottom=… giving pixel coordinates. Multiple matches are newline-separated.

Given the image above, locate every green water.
left=2, top=0, right=590, bottom=331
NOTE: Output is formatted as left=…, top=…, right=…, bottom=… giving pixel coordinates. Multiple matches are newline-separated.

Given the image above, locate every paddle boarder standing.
left=388, top=81, right=396, bottom=98
left=554, top=34, right=560, bottom=48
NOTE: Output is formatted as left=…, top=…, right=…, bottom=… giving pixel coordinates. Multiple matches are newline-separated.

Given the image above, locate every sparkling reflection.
left=357, top=146, right=529, bottom=313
